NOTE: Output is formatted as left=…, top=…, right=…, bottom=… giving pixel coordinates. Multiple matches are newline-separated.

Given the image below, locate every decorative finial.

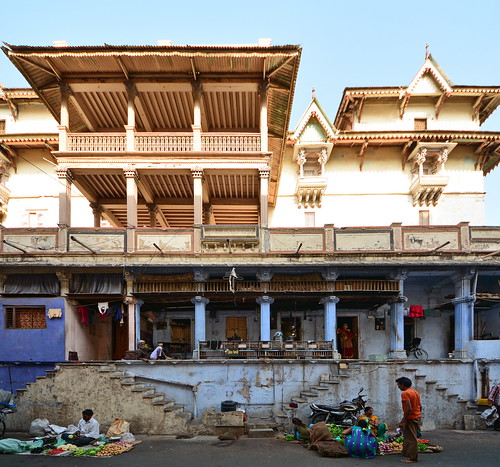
left=425, top=43, right=429, bottom=59
left=312, top=87, right=316, bottom=99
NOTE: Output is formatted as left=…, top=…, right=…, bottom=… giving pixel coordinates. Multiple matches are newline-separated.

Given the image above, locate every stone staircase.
left=10, top=363, right=192, bottom=435
left=276, top=362, right=476, bottom=430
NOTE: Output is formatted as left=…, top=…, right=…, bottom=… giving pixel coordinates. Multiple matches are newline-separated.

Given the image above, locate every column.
left=90, top=202, right=103, bottom=228
left=124, top=167, right=138, bottom=252
left=147, top=203, right=157, bottom=228
left=58, top=83, right=70, bottom=151
left=192, top=81, right=202, bottom=151
left=192, top=168, right=203, bottom=252
left=56, top=166, right=72, bottom=252
left=321, top=296, right=339, bottom=342
left=125, top=81, right=136, bottom=151
left=123, top=296, right=140, bottom=351
left=259, top=166, right=270, bottom=229
left=389, top=295, right=408, bottom=359
left=452, top=272, right=475, bottom=358
left=192, top=296, right=209, bottom=359
left=259, top=80, right=269, bottom=152
left=256, top=296, right=274, bottom=341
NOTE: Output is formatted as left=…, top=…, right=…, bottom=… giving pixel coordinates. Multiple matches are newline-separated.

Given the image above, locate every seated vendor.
left=61, top=409, right=100, bottom=447
left=357, top=406, right=388, bottom=439
left=136, top=339, right=151, bottom=361
left=291, top=417, right=310, bottom=442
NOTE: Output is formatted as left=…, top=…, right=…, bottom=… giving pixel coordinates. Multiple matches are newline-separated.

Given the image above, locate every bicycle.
left=406, top=337, right=428, bottom=359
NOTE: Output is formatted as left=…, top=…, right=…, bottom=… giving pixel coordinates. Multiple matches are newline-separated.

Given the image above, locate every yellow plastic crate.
left=477, top=398, right=489, bottom=406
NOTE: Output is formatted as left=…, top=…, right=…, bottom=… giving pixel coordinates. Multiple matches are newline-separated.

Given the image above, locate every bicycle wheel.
left=414, top=348, right=428, bottom=360
left=0, top=418, right=5, bottom=438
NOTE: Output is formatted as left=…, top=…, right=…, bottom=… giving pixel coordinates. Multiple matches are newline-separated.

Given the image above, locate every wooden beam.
left=136, top=176, right=155, bottom=204
left=401, top=141, right=412, bottom=171
left=356, top=96, right=366, bottom=123
left=434, top=92, right=448, bottom=119
left=68, top=93, right=97, bottom=132
left=358, top=141, right=368, bottom=171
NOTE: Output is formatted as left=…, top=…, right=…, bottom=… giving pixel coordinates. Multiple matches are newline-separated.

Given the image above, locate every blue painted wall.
left=0, top=298, right=65, bottom=392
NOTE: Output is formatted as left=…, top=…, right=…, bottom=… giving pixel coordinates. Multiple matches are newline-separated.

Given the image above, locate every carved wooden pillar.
left=192, top=81, right=203, bottom=151
left=192, top=168, right=203, bottom=252
left=124, top=167, right=138, bottom=252
left=125, top=81, right=136, bottom=151
left=90, top=202, right=103, bottom=228
left=56, top=166, right=73, bottom=229
left=259, top=80, right=269, bottom=152
left=58, top=82, right=70, bottom=151
left=259, top=166, right=270, bottom=229
left=147, top=203, right=158, bottom=228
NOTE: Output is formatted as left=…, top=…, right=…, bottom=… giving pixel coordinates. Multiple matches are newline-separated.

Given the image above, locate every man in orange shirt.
left=396, top=377, right=422, bottom=463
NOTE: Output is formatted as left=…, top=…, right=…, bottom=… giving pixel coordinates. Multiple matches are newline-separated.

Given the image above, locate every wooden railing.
left=63, top=132, right=260, bottom=153
left=134, top=278, right=398, bottom=294
left=199, top=340, right=335, bottom=359
left=67, top=134, right=126, bottom=152
left=135, top=133, right=193, bottom=152
left=201, top=134, right=261, bottom=152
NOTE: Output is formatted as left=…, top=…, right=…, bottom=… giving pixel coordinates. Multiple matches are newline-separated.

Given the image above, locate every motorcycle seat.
left=314, top=404, right=343, bottom=411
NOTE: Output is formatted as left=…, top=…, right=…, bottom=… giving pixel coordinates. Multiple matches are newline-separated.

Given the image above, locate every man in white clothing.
left=62, top=409, right=100, bottom=446
left=149, top=342, right=172, bottom=360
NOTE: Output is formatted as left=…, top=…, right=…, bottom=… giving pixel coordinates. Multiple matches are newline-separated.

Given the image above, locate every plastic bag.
left=29, top=418, right=50, bottom=437
left=481, top=406, right=499, bottom=426
left=120, top=432, right=135, bottom=442
left=0, top=439, right=32, bottom=454
left=106, top=418, right=130, bottom=437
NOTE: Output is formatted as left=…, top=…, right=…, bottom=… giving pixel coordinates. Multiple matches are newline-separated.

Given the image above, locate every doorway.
left=112, top=317, right=128, bottom=360
left=226, top=317, right=247, bottom=340
left=336, top=317, right=359, bottom=359
left=281, top=317, right=302, bottom=341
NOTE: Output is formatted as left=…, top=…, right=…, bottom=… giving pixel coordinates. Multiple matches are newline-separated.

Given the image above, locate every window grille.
left=414, top=118, right=427, bottom=130
left=5, top=306, right=46, bottom=329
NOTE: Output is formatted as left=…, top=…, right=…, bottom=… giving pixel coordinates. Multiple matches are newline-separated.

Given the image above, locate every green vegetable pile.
left=327, top=424, right=344, bottom=437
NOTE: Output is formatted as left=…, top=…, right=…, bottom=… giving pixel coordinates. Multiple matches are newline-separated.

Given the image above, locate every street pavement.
left=0, top=429, right=499, bottom=466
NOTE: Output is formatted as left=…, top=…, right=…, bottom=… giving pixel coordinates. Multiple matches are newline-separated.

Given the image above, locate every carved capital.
left=147, top=203, right=158, bottom=215
left=193, top=268, right=209, bottom=282
left=259, top=79, right=270, bottom=95
left=390, top=295, right=408, bottom=304
left=124, top=80, right=137, bottom=97
left=191, top=296, right=210, bottom=305
left=55, top=166, right=73, bottom=183
left=256, top=295, right=274, bottom=305
left=416, top=148, right=427, bottom=165
left=321, top=268, right=339, bottom=281
left=123, top=166, right=139, bottom=180
left=259, top=166, right=271, bottom=179
left=123, top=296, right=137, bottom=305
left=191, top=167, right=204, bottom=179
left=320, top=296, right=340, bottom=305
left=58, top=82, right=73, bottom=96
left=256, top=269, right=273, bottom=282
left=451, top=295, right=476, bottom=305
left=89, top=202, right=103, bottom=215
left=318, top=147, right=328, bottom=165
left=297, top=149, right=306, bottom=166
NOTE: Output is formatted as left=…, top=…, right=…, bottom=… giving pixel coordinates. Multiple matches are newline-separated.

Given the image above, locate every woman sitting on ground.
left=357, top=406, right=388, bottom=440
left=291, top=417, right=310, bottom=442
left=342, top=419, right=378, bottom=459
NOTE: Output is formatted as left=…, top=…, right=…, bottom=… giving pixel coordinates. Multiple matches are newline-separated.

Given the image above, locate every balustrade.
left=67, top=134, right=126, bottom=152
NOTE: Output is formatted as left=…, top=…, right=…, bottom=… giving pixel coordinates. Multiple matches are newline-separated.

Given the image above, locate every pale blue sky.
left=2, top=0, right=499, bottom=224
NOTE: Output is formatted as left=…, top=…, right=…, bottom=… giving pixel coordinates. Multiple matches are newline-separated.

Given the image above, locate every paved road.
left=1, top=430, right=499, bottom=466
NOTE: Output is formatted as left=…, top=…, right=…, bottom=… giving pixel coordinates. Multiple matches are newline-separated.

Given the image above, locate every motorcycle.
left=309, top=387, right=367, bottom=427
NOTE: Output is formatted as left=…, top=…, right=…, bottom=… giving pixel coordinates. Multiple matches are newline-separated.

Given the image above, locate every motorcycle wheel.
left=0, top=419, right=5, bottom=438
left=312, top=413, right=328, bottom=424
left=342, top=413, right=357, bottom=427
left=415, top=348, right=428, bottom=360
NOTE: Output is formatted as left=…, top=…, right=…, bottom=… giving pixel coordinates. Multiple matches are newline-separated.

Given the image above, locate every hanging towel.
left=98, top=302, right=109, bottom=315
left=77, top=306, right=89, bottom=326
left=409, top=305, right=424, bottom=318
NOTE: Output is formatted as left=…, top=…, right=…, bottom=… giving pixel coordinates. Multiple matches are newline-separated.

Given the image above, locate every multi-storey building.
left=0, top=41, right=499, bottom=432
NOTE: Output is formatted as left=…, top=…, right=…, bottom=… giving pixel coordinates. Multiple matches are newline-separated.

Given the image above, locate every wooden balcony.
left=64, top=131, right=261, bottom=153
left=410, top=174, right=449, bottom=206
left=296, top=176, right=328, bottom=208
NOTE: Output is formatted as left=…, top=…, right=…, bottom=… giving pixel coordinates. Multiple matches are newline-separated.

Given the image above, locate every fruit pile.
left=95, top=441, right=133, bottom=456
